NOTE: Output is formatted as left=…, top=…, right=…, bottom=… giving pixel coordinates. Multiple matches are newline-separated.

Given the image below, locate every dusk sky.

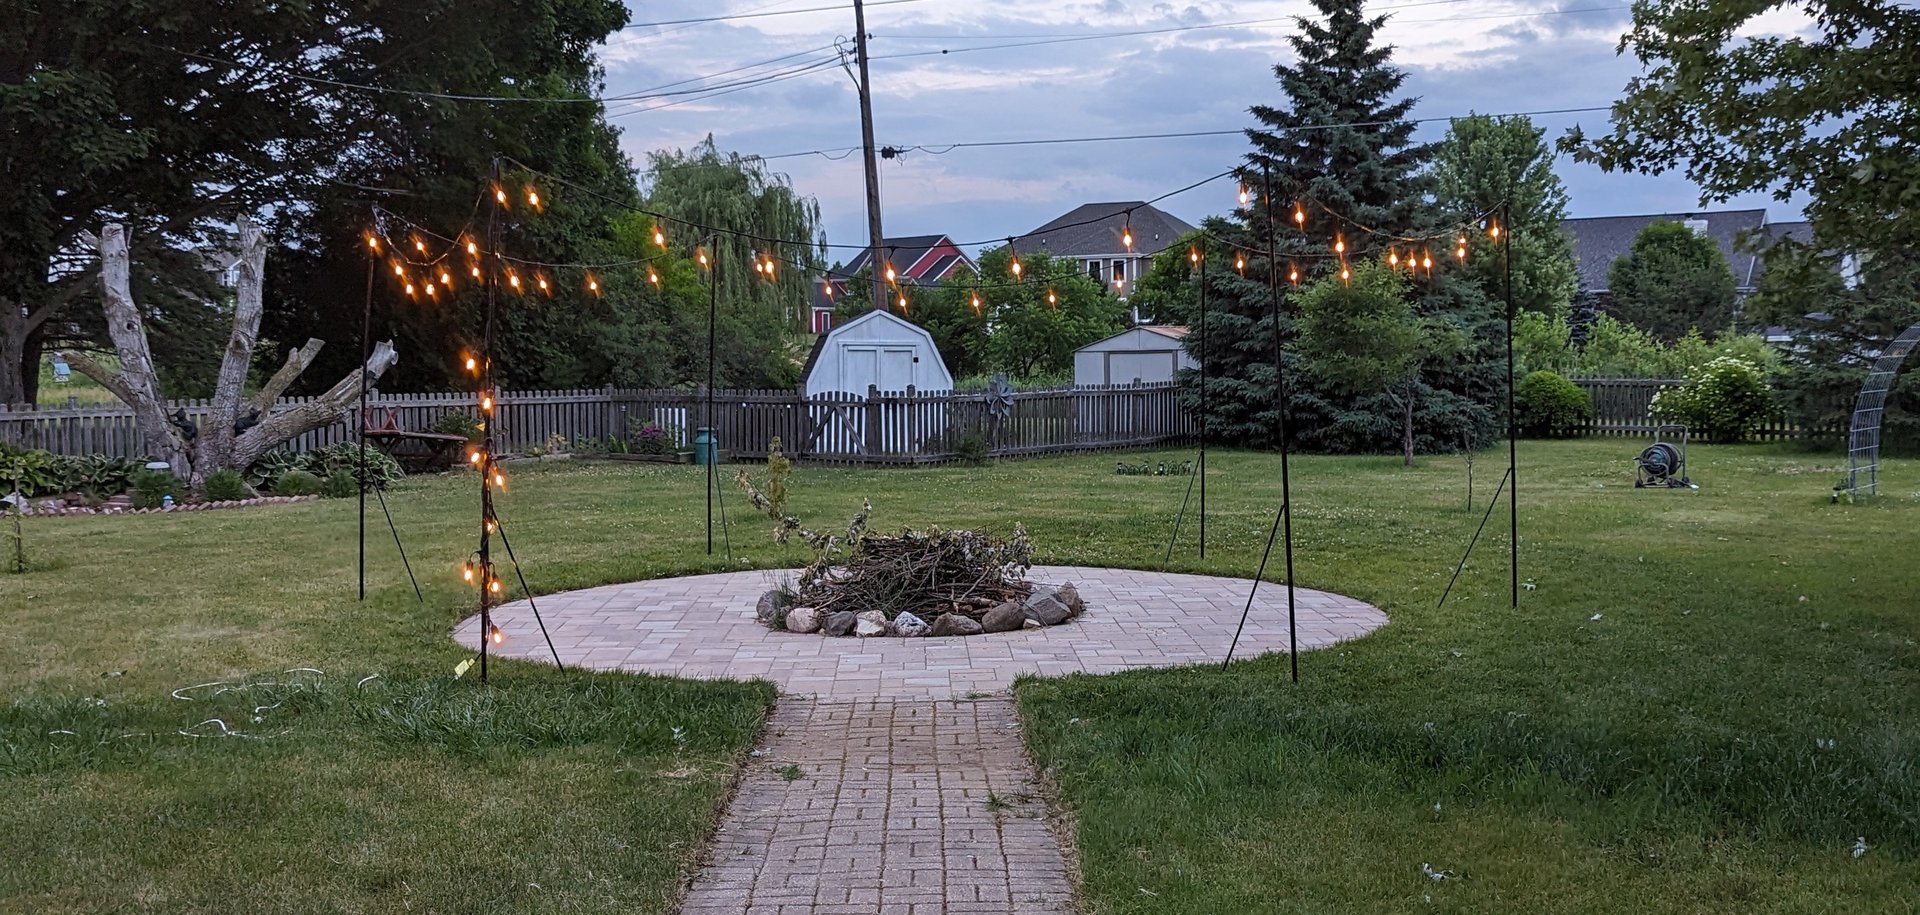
left=601, top=0, right=1815, bottom=260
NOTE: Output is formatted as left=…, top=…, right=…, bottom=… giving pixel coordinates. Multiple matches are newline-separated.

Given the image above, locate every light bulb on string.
left=526, top=187, right=540, bottom=210
left=536, top=274, right=550, bottom=296
left=1288, top=264, right=1300, bottom=285
left=1455, top=238, right=1468, bottom=262
left=1234, top=253, right=1246, bottom=275
left=507, top=272, right=521, bottom=292
left=753, top=256, right=764, bottom=275
left=885, top=263, right=897, bottom=285
left=897, top=291, right=908, bottom=312
left=467, top=240, right=478, bottom=256
left=462, top=562, right=475, bottom=583
left=1340, top=265, right=1351, bottom=284
left=652, top=225, right=666, bottom=248
left=1188, top=247, right=1199, bottom=266
left=1421, top=250, right=1434, bottom=272
left=1334, top=234, right=1346, bottom=255
left=823, top=281, right=834, bottom=300
left=586, top=273, right=600, bottom=296
left=1122, top=220, right=1133, bottom=252
left=393, top=262, right=405, bottom=277
left=1047, top=288, right=1057, bottom=308
left=1487, top=221, right=1502, bottom=240
left=481, top=393, right=494, bottom=412
left=494, top=186, right=508, bottom=207
left=413, top=237, right=426, bottom=254
left=1293, top=205, right=1306, bottom=228
left=1238, top=185, right=1250, bottom=207
left=648, top=268, right=660, bottom=286
left=492, top=471, right=505, bottom=490
left=439, top=270, right=452, bottom=287
left=697, top=249, right=709, bottom=268
left=468, top=449, right=482, bottom=465
left=485, top=519, right=497, bottom=534
left=488, top=623, right=504, bottom=645
left=763, top=259, right=775, bottom=280
left=470, top=265, right=482, bottom=280
left=425, top=282, right=436, bottom=297
left=404, top=282, right=416, bottom=297
left=1388, top=249, right=1400, bottom=269
left=465, top=355, right=478, bottom=373
left=488, top=579, right=502, bottom=595
left=365, top=234, right=380, bottom=252
left=970, top=290, right=982, bottom=313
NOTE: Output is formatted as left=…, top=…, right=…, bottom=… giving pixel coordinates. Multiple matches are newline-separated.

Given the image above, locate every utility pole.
left=851, top=0, right=886, bottom=309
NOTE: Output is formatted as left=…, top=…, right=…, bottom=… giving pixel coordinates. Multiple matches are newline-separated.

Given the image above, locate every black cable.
left=374, top=485, right=424, bottom=603
left=1437, top=467, right=1511, bottom=609
left=494, top=517, right=565, bottom=669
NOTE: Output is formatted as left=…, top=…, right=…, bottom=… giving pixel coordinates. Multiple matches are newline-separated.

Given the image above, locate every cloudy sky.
left=600, top=0, right=1811, bottom=259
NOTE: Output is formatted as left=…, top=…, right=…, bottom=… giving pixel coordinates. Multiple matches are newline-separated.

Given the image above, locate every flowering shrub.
left=1649, top=356, right=1774, bottom=443
left=631, top=420, right=679, bottom=455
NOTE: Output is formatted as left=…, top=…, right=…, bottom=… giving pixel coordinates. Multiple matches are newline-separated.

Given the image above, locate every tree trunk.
left=0, top=320, right=26, bottom=407
left=64, top=221, right=398, bottom=488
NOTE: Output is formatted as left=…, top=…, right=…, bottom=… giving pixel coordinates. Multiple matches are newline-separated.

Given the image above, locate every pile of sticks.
left=796, top=525, right=1034, bottom=621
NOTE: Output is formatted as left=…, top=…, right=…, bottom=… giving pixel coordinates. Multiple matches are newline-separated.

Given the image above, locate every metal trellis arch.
left=1844, top=320, right=1920, bottom=497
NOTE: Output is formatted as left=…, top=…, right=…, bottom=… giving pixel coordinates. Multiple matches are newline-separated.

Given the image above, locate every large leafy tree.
left=1566, top=0, right=1919, bottom=261
left=1187, top=0, right=1500, bottom=454
left=1296, top=261, right=1469, bottom=466
left=975, top=247, right=1126, bottom=381
left=1432, top=115, right=1577, bottom=316
left=1607, top=221, right=1738, bottom=342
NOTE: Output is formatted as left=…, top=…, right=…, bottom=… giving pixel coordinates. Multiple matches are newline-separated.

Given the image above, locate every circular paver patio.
left=454, top=565, right=1387, bottom=698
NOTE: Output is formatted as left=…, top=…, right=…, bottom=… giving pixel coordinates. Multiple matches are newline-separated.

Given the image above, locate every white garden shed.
left=802, top=309, right=954, bottom=397
left=1073, top=325, right=1195, bottom=387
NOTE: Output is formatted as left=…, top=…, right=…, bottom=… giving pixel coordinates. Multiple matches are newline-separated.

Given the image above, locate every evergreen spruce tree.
left=1184, top=0, right=1500, bottom=454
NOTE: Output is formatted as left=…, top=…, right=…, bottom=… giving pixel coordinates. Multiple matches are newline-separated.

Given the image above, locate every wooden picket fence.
left=1570, top=377, right=1847, bottom=441
left=0, top=382, right=1196, bottom=465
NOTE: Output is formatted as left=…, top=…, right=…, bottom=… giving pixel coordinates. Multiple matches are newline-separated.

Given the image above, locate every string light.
left=1234, top=253, right=1245, bottom=274
left=486, top=519, right=497, bottom=533
left=1340, top=265, right=1351, bottom=284
left=494, top=186, right=508, bottom=207
left=471, top=265, right=482, bottom=279
left=468, top=450, right=482, bottom=465
left=465, top=355, right=478, bottom=373
left=1046, top=288, right=1057, bottom=308
left=526, top=188, right=540, bottom=210
left=970, top=290, right=982, bottom=313
left=1238, top=185, right=1250, bottom=207
left=1421, top=250, right=1434, bottom=272
left=1121, top=219, right=1133, bottom=252
left=425, top=282, right=436, bottom=296
left=365, top=234, right=380, bottom=252
left=536, top=274, right=550, bottom=295
left=1455, top=235, right=1468, bottom=261
left=462, top=562, right=475, bottom=583
left=885, top=263, right=897, bottom=285
left=1293, top=205, right=1306, bottom=228
left=393, top=263, right=404, bottom=277
left=897, top=291, right=908, bottom=312
left=763, top=259, right=775, bottom=279
left=586, top=273, right=600, bottom=295
left=648, top=268, right=660, bottom=286
left=653, top=225, right=666, bottom=248
left=1188, top=247, right=1200, bottom=266
left=489, top=579, right=502, bottom=595
left=492, top=471, right=505, bottom=490
left=1388, top=249, right=1400, bottom=269
left=507, top=272, right=521, bottom=291
left=413, top=238, right=427, bottom=254
left=697, top=249, right=709, bottom=268
left=1288, top=265, right=1300, bottom=284
left=404, top=282, right=416, bottom=297
left=823, top=281, right=834, bottom=299
left=488, top=622, right=505, bottom=644
left=467, top=240, right=478, bottom=256
left=1488, top=221, right=1502, bottom=240
left=1334, top=234, right=1346, bottom=255
left=481, top=393, right=494, bottom=412
left=440, top=270, right=453, bottom=287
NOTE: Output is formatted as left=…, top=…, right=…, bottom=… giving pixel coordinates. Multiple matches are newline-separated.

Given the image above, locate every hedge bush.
left=273, top=470, right=325, bottom=497
left=1514, top=371, right=1593, bottom=438
left=201, top=469, right=250, bottom=502
left=1650, top=356, right=1774, bottom=443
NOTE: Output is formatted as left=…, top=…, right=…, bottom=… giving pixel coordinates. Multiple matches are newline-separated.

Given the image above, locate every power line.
left=751, top=105, right=1614, bottom=161
left=621, top=0, right=926, bottom=30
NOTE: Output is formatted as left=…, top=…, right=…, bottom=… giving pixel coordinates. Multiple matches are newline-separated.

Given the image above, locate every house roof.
left=1142, top=325, right=1190, bottom=339
left=1012, top=202, right=1197, bottom=258
left=1562, top=209, right=1768, bottom=294
left=1076, top=325, right=1191, bottom=353
left=839, top=235, right=974, bottom=281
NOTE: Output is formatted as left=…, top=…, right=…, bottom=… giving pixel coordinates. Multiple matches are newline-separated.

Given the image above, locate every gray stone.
left=1055, top=582, right=1085, bottom=616
left=981, top=600, right=1025, bottom=633
left=755, top=590, right=783, bottom=626
left=856, top=610, right=890, bottom=637
left=823, top=610, right=857, bottom=637
left=1024, top=595, right=1072, bottom=626
left=1023, top=618, right=1044, bottom=630
left=892, top=611, right=930, bottom=637
left=930, top=613, right=984, bottom=637
left=785, top=606, right=820, bottom=634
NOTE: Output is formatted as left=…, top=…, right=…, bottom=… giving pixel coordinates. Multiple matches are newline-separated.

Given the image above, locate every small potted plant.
left=623, top=420, right=690, bottom=463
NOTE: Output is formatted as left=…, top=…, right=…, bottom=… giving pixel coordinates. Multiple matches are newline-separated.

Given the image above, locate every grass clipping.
left=737, top=442, right=1033, bottom=621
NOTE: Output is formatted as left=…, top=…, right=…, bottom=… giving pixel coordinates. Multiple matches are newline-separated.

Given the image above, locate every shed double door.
left=841, top=345, right=917, bottom=391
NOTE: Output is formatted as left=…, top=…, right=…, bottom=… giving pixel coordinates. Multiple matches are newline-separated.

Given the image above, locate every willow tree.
left=63, top=220, right=395, bottom=486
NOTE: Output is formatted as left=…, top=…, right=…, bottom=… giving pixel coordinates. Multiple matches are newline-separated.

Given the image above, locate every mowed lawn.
left=1015, top=440, right=1920, bottom=914
left=1, top=440, right=1914, bottom=913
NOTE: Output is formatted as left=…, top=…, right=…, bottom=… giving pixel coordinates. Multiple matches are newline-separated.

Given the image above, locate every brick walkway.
left=451, top=566, right=1386, bottom=913
left=681, top=698, right=1072, bottom=914
left=455, top=565, right=1387, bottom=698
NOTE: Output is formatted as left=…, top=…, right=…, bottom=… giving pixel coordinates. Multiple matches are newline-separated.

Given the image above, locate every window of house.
left=1086, top=259, right=1102, bottom=280
left=1111, top=260, right=1127, bottom=284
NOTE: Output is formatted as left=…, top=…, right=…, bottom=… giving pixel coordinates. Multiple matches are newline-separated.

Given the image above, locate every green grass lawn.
left=1, top=441, right=1914, bottom=913
left=1014, top=440, right=1920, bottom=913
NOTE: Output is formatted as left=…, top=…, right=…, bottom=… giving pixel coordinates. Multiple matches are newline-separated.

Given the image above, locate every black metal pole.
left=1504, top=202, right=1518, bottom=608
left=707, top=239, right=717, bottom=556
left=1267, top=168, right=1299, bottom=682
left=359, top=256, right=372, bottom=601
left=1198, top=243, right=1208, bottom=559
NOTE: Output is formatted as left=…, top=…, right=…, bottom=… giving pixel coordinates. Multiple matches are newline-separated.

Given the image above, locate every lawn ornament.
left=1635, top=425, right=1697, bottom=489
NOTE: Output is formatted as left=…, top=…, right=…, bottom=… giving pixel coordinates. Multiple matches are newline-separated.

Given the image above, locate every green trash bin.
left=692, top=427, right=719, bottom=465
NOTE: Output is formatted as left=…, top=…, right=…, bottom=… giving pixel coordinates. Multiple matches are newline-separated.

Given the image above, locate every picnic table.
left=364, top=407, right=469, bottom=472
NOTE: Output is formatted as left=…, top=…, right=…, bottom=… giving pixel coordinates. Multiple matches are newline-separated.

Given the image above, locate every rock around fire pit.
left=758, top=582, right=1085, bottom=637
